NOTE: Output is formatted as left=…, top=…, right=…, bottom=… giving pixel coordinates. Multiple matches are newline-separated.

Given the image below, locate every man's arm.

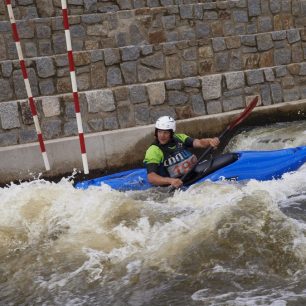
left=147, top=172, right=183, bottom=188
left=193, top=137, right=219, bottom=149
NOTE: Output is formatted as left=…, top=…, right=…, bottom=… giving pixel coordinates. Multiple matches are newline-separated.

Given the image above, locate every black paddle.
left=170, top=96, right=259, bottom=191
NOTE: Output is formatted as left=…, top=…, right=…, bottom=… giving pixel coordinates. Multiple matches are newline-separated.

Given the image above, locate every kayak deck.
left=75, top=147, right=306, bottom=191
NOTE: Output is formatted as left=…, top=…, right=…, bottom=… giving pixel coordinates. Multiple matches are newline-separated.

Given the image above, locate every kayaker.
left=144, top=116, right=220, bottom=188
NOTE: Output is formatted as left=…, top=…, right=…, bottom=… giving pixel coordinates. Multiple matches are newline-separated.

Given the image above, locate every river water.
left=1, top=121, right=306, bottom=306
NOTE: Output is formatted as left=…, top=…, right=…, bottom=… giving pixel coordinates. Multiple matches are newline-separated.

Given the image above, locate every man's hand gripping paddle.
left=169, top=96, right=259, bottom=192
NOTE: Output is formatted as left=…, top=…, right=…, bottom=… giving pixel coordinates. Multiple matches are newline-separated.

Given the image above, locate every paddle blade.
left=228, top=96, right=258, bottom=131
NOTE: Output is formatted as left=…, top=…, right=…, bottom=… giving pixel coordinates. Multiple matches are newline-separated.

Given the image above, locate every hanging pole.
left=61, top=0, right=89, bottom=174
left=5, top=0, right=50, bottom=171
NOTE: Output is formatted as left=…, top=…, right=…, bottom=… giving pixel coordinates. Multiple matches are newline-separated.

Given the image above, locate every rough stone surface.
left=42, top=96, right=61, bottom=117
left=0, top=102, right=20, bottom=130
left=120, top=61, right=137, bottom=84
left=86, top=89, right=116, bottom=112
left=121, top=46, right=140, bottom=61
left=104, top=48, right=121, bottom=66
left=201, top=75, right=222, bottom=100
left=0, top=131, right=18, bottom=146
left=135, top=105, right=150, bottom=125
left=20, top=101, right=34, bottom=125
left=270, top=83, right=283, bottom=103
left=223, top=96, right=244, bottom=112
left=0, top=79, right=13, bottom=102
left=191, top=94, right=206, bottom=114
left=19, top=129, right=37, bottom=144
left=107, top=67, right=123, bottom=86
left=104, top=117, right=119, bottom=130
left=129, top=85, right=147, bottom=104
left=206, top=100, right=222, bottom=114
left=225, top=72, right=245, bottom=90
left=41, top=119, right=62, bottom=139
left=88, top=118, right=104, bottom=131
left=246, top=70, right=264, bottom=85
left=147, top=82, right=166, bottom=105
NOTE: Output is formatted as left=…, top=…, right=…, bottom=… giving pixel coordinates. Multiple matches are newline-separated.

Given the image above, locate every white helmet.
left=155, top=116, right=176, bottom=132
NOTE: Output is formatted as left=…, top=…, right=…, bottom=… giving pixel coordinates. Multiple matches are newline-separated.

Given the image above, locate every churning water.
left=1, top=121, right=306, bottom=306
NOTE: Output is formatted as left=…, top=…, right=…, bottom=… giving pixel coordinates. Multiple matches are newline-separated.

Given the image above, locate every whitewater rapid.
left=1, top=121, right=306, bottom=305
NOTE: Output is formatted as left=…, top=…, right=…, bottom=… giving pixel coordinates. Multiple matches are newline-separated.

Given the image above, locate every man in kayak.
left=144, top=116, right=220, bottom=188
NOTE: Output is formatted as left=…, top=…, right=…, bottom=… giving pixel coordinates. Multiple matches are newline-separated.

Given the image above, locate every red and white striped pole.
left=61, top=0, right=89, bottom=174
left=5, top=0, right=50, bottom=171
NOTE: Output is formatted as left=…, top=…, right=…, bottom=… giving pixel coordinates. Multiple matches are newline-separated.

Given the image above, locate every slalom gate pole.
left=61, top=0, right=89, bottom=174
left=5, top=0, right=50, bottom=171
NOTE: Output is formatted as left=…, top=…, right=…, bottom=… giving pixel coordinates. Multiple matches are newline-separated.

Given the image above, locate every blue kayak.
left=75, top=146, right=306, bottom=191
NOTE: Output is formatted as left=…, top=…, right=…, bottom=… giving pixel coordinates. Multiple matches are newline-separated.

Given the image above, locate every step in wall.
left=0, top=28, right=305, bottom=102
left=1, top=61, right=306, bottom=146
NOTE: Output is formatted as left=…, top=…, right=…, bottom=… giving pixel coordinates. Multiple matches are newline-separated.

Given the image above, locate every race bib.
left=167, top=154, right=198, bottom=178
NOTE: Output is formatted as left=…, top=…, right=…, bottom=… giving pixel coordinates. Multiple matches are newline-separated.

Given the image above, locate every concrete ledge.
left=1, top=99, right=306, bottom=184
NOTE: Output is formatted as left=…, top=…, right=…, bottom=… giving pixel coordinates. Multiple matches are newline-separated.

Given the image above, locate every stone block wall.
left=1, top=0, right=305, bottom=61
left=0, top=28, right=305, bottom=101
left=1, top=61, right=306, bottom=146
left=0, top=0, right=219, bottom=21
left=0, top=0, right=306, bottom=148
